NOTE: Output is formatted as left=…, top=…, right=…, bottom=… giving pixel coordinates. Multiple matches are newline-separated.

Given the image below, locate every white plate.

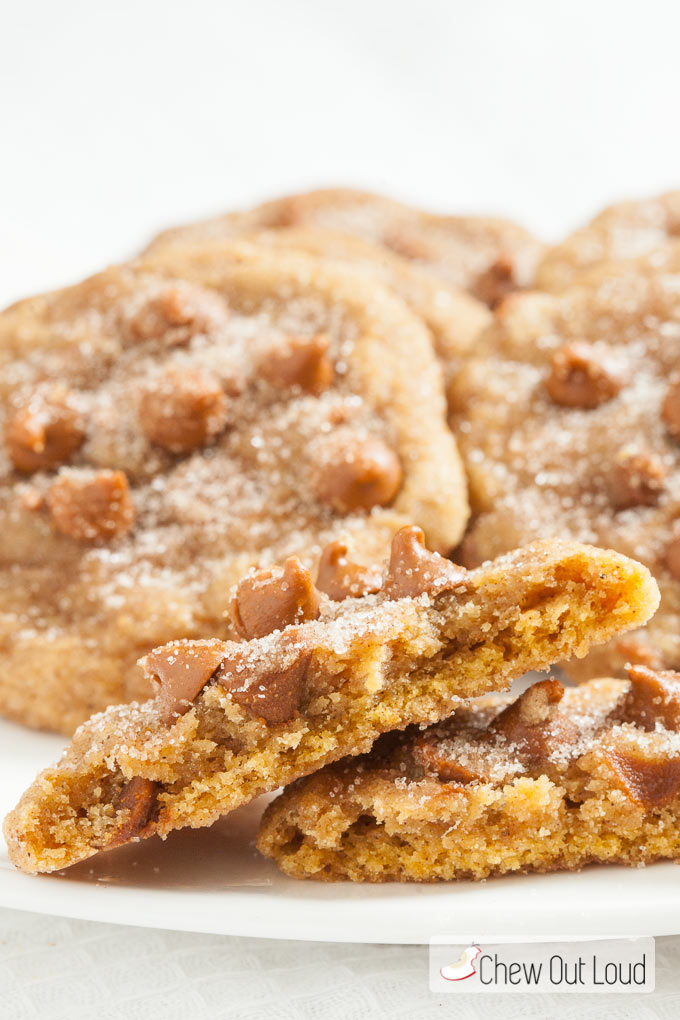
left=1, top=716, right=680, bottom=944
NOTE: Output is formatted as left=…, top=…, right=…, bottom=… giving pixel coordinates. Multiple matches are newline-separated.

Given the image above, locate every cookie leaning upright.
left=258, top=668, right=680, bottom=882
left=0, top=246, right=466, bottom=733
left=3, top=528, right=658, bottom=873
left=450, top=245, right=680, bottom=679
left=145, top=187, right=545, bottom=308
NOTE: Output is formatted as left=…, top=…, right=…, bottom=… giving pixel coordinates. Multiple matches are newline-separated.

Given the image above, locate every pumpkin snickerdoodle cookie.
left=146, top=187, right=545, bottom=308
left=537, top=190, right=680, bottom=292
left=1, top=247, right=466, bottom=734
left=450, top=246, right=680, bottom=679
left=3, top=529, right=658, bottom=873
left=258, top=668, right=680, bottom=882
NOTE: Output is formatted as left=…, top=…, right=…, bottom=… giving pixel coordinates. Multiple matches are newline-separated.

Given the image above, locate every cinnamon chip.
left=314, top=431, right=402, bottom=513
left=546, top=342, right=624, bottom=409
left=105, top=777, right=158, bottom=848
left=140, top=365, right=228, bottom=453
left=621, top=664, right=680, bottom=731
left=412, top=732, right=489, bottom=784
left=142, top=638, right=225, bottom=722
left=665, top=534, right=680, bottom=581
left=608, top=447, right=668, bottom=509
left=230, top=557, right=320, bottom=639
left=603, top=747, right=680, bottom=807
left=128, top=285, right=229, bottom=343
left=47, top=469, right=135, bottom=541
left=472, top=256, right=517, bottom=309
left=490, top=677, right=578, bottom=758
left=315, top=541, right=383, bottom=600
left=219, top=645, right=310, bottom=725
left=662, top=380, right=680, bottom=440
left=615, top=636, right=665, bottom=671
left=383, top=525, right=466, bottom=600
left=4, top=389, right=85, bottom=473
left=260, top=333, right=334, bottom=395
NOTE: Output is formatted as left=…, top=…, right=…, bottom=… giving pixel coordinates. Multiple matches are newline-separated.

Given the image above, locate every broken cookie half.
left=258, top=666, right=680, bottom=881
left=4, top=528, right=658, bottom=873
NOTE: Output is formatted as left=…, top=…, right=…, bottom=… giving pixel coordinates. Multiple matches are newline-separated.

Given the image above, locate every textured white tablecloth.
left=0, top=908, right=678, bottom=1019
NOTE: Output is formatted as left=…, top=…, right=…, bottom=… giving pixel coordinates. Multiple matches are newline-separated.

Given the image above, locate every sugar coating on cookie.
left=450, top=246, right=680, bottom=678
left=148, top=228, right=492, bottom=390
left=3, top=533, right=658, bottom=873
left=0, top=246, right=466, bottom=733
left=258, top=668, right=680, bottom=882
left=146, top=187, right=545, bottom=308
left=538, top=190, right=680, bottom=292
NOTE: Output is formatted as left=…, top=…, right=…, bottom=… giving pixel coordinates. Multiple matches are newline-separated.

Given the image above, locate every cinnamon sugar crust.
left=1, top=247, right=466, bottom=733
left=450, top=246, right=680, bottom=678
left=538, top=190, right=680, bottom=292
left=258, top=667, right=680, bottom=882
left=145, top=229, right=492, bottom=392
left=3, top=536, right=658, bottom=874
left=145, top=187, right=545, bottom=308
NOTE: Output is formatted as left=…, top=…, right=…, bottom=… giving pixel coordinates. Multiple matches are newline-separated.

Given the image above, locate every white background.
left=2, top=0, right=680, bottom=306
left=2, top=1, right=680, bottom=1016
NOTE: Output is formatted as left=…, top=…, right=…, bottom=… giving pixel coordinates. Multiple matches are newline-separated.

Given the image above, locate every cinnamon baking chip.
left=47, top=468, right=135, bottom=541
left=4, top=389, right=85, bottom=473
left=105, top=778, right=158, bottom=849
left=142, top=639, right=226, bottom=722
left=140, top=365, right=229, bottom=453
left=609, top=447, right=668, bottom=510
left=603, top=748, right=680, bottom=808
left=259, top=333, right=334, bottom=395
left=313, top=430, right=403, bottom=514
left=545, top=342, right=624, bottom=409
left=620, top=664, right=680, bottom=731
left=315, top=540, right=383, bottom=600
left=383, top=525, right=466, bottom=600
left=230, top=558, right=320, bottom=639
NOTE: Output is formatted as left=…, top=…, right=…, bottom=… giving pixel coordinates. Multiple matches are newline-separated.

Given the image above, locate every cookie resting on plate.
left=146, top=187, right=545, bottom=309
left=0, top=246, right=466, bottom=733
left=450, top=245, right=680, bottom=679
left=3, top=529, right=658, bottom=873
left=258, top=668, right=680, bottom=882
left=537, top=190, right=680, bottom=292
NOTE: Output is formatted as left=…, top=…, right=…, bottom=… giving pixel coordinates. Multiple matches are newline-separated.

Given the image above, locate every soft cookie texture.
left=146, top=187, right=545, bottom=309
left=3, top=532, right=658, bottom=874
left=537, top=190, right=680, bottom=292
left=450, top=246, right=680, bottom=679
left=258, top=669, right=680, bottom=882
left=0, top=246, right=467, bottom=733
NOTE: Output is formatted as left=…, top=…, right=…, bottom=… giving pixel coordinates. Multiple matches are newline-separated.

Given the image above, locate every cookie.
left=538, top=190, right=680, bottom=292
left=3, top=531, right=658, bottom=873
left=449, top=247, right=680, bottom=679
left=148, top=228, right=492, bottom=390
left=0, top=246, right=467, bottom=734
left=258, top=667, right=680, bottom=882
left=146, top=187, right=545, bottom=308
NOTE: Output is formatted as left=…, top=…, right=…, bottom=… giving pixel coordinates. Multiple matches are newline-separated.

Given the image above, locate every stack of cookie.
left=4, top=188, right=680, bottom=884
